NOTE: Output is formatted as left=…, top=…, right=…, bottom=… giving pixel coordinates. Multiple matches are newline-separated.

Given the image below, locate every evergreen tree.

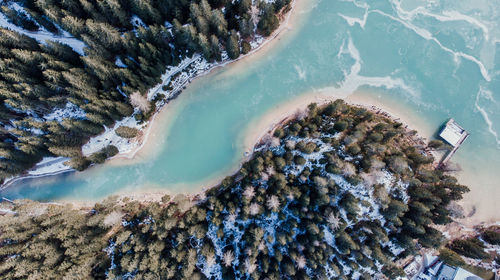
left=226, top=30, right=240, bottom=59
left=210, top=34, right=222, bottom=61
left=258, top=4, right=278, bottom=36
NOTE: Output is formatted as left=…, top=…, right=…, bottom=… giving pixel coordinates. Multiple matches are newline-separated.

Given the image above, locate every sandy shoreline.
left=455, top=167, right=500, bottom=226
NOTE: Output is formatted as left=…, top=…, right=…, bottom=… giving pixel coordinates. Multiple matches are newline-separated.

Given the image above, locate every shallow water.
left=3, top=0, right=500, bottom=221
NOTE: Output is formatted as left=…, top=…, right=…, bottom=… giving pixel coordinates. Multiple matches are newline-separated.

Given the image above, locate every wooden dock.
left=438, top=119, right=469, bottom=168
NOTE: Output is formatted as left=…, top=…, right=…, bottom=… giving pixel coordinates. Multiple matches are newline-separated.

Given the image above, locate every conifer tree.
left=226, top=30, right=240, bottom=59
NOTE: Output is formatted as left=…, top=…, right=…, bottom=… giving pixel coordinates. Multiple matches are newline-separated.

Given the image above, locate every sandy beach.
left=455, top=166, right=500, bottom=226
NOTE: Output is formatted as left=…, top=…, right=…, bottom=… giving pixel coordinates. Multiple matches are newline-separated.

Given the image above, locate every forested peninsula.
left=0, top=0, right=291, bottom=183
left=0, top=101, right=471, bottom=279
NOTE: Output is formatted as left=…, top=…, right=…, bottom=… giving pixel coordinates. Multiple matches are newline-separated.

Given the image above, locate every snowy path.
left=0, top=12, right=86, bottom=55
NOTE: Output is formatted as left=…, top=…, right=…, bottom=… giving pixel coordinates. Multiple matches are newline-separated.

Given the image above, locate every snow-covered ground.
left=0, top=6, right=86, bottom=55
left=82, top=114, right=145, bottom=156
left=1, top=157, right=72, bottom=188
left=27, top=157, right=71, bottom=176
left=114, top=57, right=127, bottom=68
left=0, top=208, right=16, bottom=214
left=146, top=54, right=205, bottom=100
left=43, top=102, right=86, bottom=121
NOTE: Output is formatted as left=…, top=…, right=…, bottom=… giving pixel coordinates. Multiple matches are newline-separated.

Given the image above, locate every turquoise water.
left=3, top=0, right=500, bottom=215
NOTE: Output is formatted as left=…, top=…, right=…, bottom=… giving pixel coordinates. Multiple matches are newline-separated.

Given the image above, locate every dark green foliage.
left=428, top=139, right=445, bottom=149
left=339, top=192, right=359, bottom=216
left=334, top=120, right=348, bottom=131
left=273, top=0, right=292, bottom=11
left=241, top=40, right=251, bottom=54
left=65, top=156, right=90, bottom=171
left=257, top=4, right=279, bottom=36
left=382, top=199, right=408, bottom=224
left=347, top=144, right=361, bottom=155
left=115, top=126, right=139, bottom=138
left=439, top=248, right=466, bottom=267
left=226, top=30, right=240, bottom=59
left=461, top=265, right=494, bottom=280
left=237, top=0, right=252, bottom=14
left=238, top=15, right=254, bottom=38
left=0, top=200, right=113, bottom=278
left=443, top=234, right=497, bottom=280
left=482, top=229, right=500, bottom=245
left=296, top=141, right=317, bottom=154
left=273, top=128, right=285, bottom=138
left=294, top=155, right=306, bottom=165
left=368, top=132, right=383, bottom=142
left=89, top=145, right=119, bottom=164
left=448, top=238, right=490, bottom=260
left=382, top=264, right=405, bottom=279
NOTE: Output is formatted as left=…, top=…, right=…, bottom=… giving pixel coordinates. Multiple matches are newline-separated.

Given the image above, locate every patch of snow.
left=9, top=3, right=25, bottom=13
left=43, top=102, right=86, bottom=121
left=3, top=103, right=25, bottom=114
left=250, top=35, right=265, bottom=49
left=395, top=180, right=410, bottom=204
left=26, top=127, right=45, bottom=136
left=103, top=240, right=117, bottom=275
left=324, top=263, right=340, bottom=279
left=81, top=115, right=143, bottom=156
left=377, top=170, right=395, bottom=188
left=27, top=157, right=71, bottom=176
left=199, top=223, right=223, bottom=279
left=121, top=219, right=132, bottom=227
left=0, top=208, right=16, bottom=214
left=323, top=226, right=337, bottom=248
left=147, top=54, right=210, bottom=101
left=256, top=212, right=280, bottom=255
left=130, top=15, right=147, bottom=28
left=116, top=86, right=127, bottom=98
left=115, top=57, right=127, bottom=68
left=386, top=240, right=405, bottom=256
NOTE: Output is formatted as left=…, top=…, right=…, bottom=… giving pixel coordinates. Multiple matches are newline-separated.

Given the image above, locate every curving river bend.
left=3, top=0, right=500, bottom=223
